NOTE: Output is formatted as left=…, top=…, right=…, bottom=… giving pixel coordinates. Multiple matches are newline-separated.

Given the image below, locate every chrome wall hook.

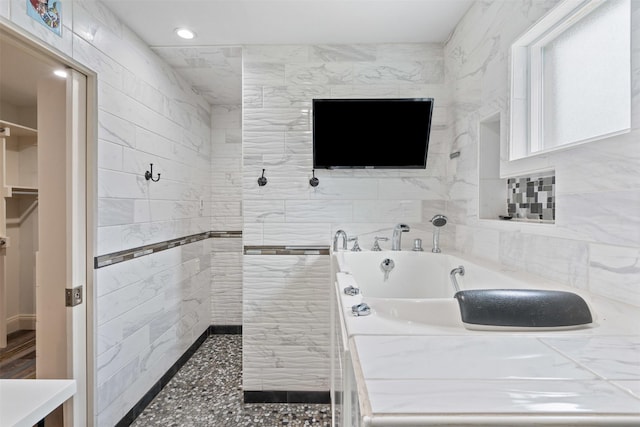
left=257, top=169, right=267, bottom=186
left=145, top=163, right=161, bottom=182
left=309, top=169, right=319, bottom=187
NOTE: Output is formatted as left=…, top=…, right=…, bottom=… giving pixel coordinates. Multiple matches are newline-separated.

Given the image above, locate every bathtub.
left=331, top=250, right=640, bottom=427
left=333, top=250, right=598, bottom=333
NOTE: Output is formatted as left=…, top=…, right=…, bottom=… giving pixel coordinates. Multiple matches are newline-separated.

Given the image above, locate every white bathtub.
left=333, top=250, right=598, bottom=333
left=331, top=250, right=640, bottom=427
left=335, top=250, right=578, bottom=296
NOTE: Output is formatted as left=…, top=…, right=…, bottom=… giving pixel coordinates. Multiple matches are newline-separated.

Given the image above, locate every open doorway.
left=0, top=24, right=94, bottom=426
left=0, top=35, right=43, bottom=376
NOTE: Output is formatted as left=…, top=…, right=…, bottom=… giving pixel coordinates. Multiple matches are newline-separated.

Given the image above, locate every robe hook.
left=309, top=169, right=319, bottom=187
left=145, top=163, right=161, bottom=182
left=257, top=169, right=267, bottom=186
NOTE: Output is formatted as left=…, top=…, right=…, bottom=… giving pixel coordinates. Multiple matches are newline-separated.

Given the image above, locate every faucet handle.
left=372, top=236, right=389, bottom=251
left=348, top=237, right=362, bottom=252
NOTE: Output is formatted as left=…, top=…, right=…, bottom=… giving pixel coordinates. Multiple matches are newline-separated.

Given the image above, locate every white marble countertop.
left=334, top=255, right=640, bottom=426
left=0, top=379, right=76, bottom=427
left=343, top=312, right=640, bottom=426
left=350, top=334, right=640, bottom=425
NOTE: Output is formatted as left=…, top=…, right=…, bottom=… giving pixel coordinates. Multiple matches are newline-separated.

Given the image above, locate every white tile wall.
left=210, top=104, right=243, bottom=325
left=445, top=0, right=640, bottom=308
left=243, top=255, right=330, bottom=391
left=6, top=0, right=637, bottom=419
left=242, top=43, right=450, bottom=392
left=2, top=2, right=213, bottom=425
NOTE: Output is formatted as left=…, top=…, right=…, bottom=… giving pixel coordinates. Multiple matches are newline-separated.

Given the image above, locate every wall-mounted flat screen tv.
left=312, top=98, right=434, bottom=169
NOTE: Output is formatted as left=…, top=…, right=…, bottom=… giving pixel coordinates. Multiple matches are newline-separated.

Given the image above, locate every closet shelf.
left=0, top=120, right=37, bottom=137
left=8, top=186, right=38, bottom=197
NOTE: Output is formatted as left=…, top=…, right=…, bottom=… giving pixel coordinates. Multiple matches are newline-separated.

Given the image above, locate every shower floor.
left=131, top=334, right=331, bottom=426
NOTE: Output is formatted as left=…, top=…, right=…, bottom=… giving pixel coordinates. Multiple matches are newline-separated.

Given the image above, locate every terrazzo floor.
left=131, top=335, right=332, bottom=426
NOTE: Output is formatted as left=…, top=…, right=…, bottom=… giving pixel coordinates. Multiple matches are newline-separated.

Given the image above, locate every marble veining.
left=540, top=336, right=640, bottom=380
left=243, top=255, right=330, bottom=391
left=310, top=44, right=377, bottom=62
left=286, top=63, right=354, bottom=85
left=445, top=0, right=640, bottom=310
left=355, top=335, right=598, bottom=381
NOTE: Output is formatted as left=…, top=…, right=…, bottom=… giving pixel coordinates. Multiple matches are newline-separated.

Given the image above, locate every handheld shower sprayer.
left=430, top=214, right=448, bottom=253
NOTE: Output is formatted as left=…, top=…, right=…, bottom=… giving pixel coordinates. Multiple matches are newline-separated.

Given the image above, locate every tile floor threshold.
left=130, top=335, right=331, bottom=426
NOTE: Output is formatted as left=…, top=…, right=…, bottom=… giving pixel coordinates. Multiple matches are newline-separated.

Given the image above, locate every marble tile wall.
left=210, top=104, right=243, bottom=325
left=95, top=240, right=211, bottom=426
left=211, top=236, right=243, bottom=325
left=242, top=43, right=451, bottom=391
left=243, top=255, right=331, bottom=391
left=1, top=2, right=213, bottom=425
left=445, top=0, right=640, bottom=308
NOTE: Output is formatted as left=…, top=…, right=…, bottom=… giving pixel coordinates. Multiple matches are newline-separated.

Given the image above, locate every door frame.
left=0, top=20, right=97, bottom=426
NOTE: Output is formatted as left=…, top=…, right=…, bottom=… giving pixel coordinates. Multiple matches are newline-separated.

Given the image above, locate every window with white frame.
left=510, top=0, right=630, bottom=160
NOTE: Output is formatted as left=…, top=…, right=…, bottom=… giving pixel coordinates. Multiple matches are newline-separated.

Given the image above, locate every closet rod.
left=12, top=190, right=38, bottom=196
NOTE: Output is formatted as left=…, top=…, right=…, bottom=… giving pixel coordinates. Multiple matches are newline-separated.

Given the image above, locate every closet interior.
left=0, top=36, right=44, bottom=378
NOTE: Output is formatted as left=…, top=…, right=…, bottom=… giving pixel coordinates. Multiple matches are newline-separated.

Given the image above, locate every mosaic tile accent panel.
left=507, top=175, right=555, bottom=221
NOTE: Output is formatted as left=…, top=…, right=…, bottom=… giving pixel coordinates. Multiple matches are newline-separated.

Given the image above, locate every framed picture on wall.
left=26, top=0, right=62, bottom=36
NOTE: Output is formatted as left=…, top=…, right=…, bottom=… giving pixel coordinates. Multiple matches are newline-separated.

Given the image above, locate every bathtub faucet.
left=449, top=265, right=465, bottom=292
left=333, top=229, right=348, bottom=252
left=430, top=214, right=448, bottom=253
left=391, top=223, right=410, bottom=251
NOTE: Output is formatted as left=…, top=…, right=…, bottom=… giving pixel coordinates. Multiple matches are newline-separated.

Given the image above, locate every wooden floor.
left=0, top=330, right=36, bottom=379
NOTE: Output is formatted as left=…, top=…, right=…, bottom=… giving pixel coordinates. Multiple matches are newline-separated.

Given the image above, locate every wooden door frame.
left=0, top=20, right=97, bottom=426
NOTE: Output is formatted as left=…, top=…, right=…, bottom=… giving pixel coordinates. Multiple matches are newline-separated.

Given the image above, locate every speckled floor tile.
left=131, top=335, right=331, bottom=426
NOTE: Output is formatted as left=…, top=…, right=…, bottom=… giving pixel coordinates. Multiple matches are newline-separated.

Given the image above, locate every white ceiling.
left=102, top=0, right=474, bottom=106
left=0, top=2, right=474, bottom=110
left=101, top=0, right=474, bottom=46
left=0, top=37, right=63, bottom=108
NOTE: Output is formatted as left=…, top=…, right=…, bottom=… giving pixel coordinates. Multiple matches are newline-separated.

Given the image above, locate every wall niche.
left=478, top=112, right=555, bottom=223
left=478, top=112, right=507, bottom=220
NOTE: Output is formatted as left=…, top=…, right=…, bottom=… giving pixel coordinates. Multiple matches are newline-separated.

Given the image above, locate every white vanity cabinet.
left=331, top=279, right=362, bottom=427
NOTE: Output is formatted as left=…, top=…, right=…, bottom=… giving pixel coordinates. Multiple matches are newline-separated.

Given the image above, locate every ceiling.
left=101, top=0, right=474, bottom=106
left=0, top=2, right=473, bottom=110
left=0, top=36, right=64, bottom=109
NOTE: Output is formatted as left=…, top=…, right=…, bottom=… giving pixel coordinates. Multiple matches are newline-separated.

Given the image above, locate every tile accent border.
left=243, top=390, right=331, bottom=404
left=94, top=230, right=242, bottom=268
left=243, top=245, right=330, bottom=256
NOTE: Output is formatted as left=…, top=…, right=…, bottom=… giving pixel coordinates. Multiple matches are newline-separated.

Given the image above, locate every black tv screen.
left=312, top=98, right=434, bottom=169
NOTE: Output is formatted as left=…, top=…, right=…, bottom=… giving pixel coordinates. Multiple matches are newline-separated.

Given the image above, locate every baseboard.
left=6, top=314, right=36, bottom=334
left=116, top=325, right=243, bottom=426
left=115, top=328, right=209, bottom=427
left=243, top=390, right=331, bottom=404
left=208, top=324, right=242, bottom=334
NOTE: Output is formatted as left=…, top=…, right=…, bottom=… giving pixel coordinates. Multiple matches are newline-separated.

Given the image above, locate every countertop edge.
left=0, top=379, right=77, bottom=427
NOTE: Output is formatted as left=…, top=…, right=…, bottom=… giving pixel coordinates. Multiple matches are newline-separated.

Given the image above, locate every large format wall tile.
left=445, top=0, right=640, bottom=308
left=242, top=42, right=450, bottom=392
left=4, top=2, right=212, bottom=425
left=243, top=255, right=330, bottom=391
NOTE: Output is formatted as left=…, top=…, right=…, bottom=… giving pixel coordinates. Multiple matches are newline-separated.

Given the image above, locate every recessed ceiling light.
left=54, top=69, right=68, bottom=78
left=175, top=28, right=195, bottom=40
